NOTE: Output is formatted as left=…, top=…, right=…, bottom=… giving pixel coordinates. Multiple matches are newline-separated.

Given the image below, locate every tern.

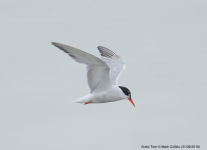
left=52, top=42, right=135, bottom=107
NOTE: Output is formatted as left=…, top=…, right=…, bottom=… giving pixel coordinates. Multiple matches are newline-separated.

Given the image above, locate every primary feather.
left=97, top=46, right=125, bottom=85
left=52, top=42, right=112, bottom=93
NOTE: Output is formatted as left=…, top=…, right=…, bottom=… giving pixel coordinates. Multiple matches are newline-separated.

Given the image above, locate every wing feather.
left=52, top=42, right=112, bottom=92
left=97, top=46, right=125, bottom=85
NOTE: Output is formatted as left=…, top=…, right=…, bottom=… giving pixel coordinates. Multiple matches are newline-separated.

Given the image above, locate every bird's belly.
left=91, top=90, right=126, bottom=103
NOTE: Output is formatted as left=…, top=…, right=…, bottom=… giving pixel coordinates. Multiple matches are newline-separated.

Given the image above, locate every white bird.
left=52, top=42, right=135, bottom=107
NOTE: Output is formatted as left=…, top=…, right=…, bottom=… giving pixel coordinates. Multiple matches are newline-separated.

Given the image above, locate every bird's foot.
left=84, top=102, right=90, bottom=105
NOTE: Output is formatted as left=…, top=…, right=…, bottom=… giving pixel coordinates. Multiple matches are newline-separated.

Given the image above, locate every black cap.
left=119, top=86, right=131, bottom=99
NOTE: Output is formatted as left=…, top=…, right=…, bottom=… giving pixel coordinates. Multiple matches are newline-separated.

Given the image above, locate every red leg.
left=84, top=102, right=90, bottom=105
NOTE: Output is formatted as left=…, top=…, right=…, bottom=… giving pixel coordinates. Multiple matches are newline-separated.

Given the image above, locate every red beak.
left=128, top=98, right=135, bottom=107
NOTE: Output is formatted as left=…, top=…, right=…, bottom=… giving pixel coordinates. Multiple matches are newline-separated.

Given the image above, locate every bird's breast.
left=91, top=86, right=126, bottom=103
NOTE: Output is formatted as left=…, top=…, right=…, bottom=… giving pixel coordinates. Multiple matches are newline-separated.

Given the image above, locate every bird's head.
left=119, top=86, right=135, bottom=107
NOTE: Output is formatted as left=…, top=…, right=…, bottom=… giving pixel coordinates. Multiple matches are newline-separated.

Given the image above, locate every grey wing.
left=97, top=46, right=125, bottom=85
left=52, top=42, right=112, bottom=92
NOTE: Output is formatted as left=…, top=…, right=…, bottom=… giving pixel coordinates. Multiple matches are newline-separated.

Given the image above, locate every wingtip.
left=51, top=42, right=63, bottom=48
left=97, top=46, right=104, bottom=49
left=51, top=42, right=57, bottom=45
left=97, top=46, right=113, bottom=51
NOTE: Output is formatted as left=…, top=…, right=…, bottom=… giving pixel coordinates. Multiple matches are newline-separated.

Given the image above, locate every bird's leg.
left=84, top=102, right=90, bottom=105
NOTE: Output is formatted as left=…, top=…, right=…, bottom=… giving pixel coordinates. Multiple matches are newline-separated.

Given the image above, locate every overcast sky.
left=0, top=0, right=207, bottom=150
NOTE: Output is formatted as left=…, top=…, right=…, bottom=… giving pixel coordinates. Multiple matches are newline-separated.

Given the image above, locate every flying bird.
left=52, top=42, right=135, bottom=107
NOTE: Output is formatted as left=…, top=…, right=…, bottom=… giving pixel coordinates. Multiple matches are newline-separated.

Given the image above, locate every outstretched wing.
left=52, top=42, right=112, bottom=92
left=97, top=46, right=125, bottom=85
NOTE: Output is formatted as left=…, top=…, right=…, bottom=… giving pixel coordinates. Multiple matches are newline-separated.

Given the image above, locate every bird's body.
left=75, top=85, right=126, bottom=104
left=52, top=42, right=135, bottom=107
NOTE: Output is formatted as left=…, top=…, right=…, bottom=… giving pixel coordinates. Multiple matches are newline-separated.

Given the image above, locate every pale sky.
left=0, top=0, right=207, bottom=150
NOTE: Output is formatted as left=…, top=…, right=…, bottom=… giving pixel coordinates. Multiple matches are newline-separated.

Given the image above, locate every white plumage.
left=52, top=42, right=135, bottom=107
left=97, top=46, right=125, bottom=85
